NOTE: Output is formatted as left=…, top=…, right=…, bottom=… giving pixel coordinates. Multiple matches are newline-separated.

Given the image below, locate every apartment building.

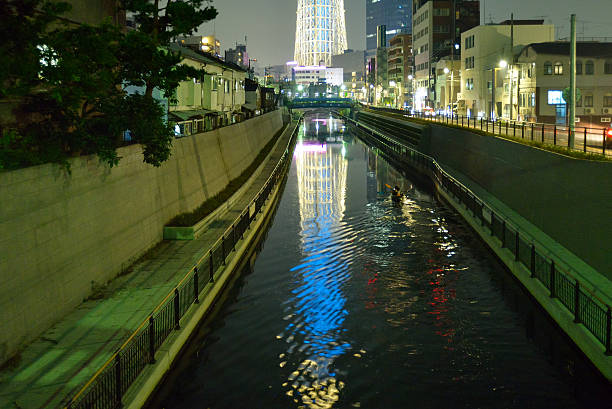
left=387, top=33, right=414, bottom=108
left=514, top=42, right=612, bottom=126
left=412, top=0, right=479, bottom=110
left=458, top=20, right=554, bottom=118
left=168, top=44, right=246, bottom=133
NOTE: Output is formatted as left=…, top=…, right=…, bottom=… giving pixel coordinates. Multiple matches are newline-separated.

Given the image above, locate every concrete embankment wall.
left=421, top=125, right=612, bottom=278
left=0, top=110, right=283, bottom=365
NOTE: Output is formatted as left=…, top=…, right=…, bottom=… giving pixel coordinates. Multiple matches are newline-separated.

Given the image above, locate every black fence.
left=345, top=115, right=612, bottom=357
left=65, top=119, right=301, bottom=409
left=365, top=105, right=612, bottom=157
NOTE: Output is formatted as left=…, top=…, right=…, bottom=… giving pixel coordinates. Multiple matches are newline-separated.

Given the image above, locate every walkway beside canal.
left=0, top=120, right=299, bottom=409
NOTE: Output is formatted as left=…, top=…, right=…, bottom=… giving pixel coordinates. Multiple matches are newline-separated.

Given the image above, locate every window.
left=576, top=61, right=582, bottom=75
left=465, top=35, right=475, bottom=49
left=605, top=61, right=612, bottom=74
left=554, top=62, right=563, bottom=75
left=531, top=93, right=536, bottom=107
left=604, top=95, right=612, bottom=107
left=544, top=62, right=553, bottom=75
left=585, top=60, right=594, bottom=75
left=211, top=76, right=218, bottom=90
left=464, top=56, right=474, bottom=69
left=576, top=96, right=582, bottom=107
left=584, top=95, right=593, bottom=107
left=433, top=25, right=450, bottom=33
left=465, top=78, right=474, bottom=90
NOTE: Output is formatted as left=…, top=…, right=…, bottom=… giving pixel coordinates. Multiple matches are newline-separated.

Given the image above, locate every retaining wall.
left=0, top=110, right=283, bottom=365
left=422, top=125, right=612, bottom=278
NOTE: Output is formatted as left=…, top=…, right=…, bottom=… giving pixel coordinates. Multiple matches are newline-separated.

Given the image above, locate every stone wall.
left=424, top=124, right=612, bottom=277
left=0, top=110, right=283, bottom=364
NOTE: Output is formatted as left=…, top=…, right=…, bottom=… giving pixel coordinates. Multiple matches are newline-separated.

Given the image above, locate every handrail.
left=66, top=116, right=303, bottom=408
left=362, top=105, right=611, bottom=158
left=345, top=114, right=612, bottom=312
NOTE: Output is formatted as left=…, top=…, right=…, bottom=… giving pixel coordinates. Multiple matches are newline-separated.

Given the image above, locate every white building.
left=458, top=20, right=555, bottom=118
left=293, top=66, right=344, bottom=87
left=325, top=67, right=343, bottom=86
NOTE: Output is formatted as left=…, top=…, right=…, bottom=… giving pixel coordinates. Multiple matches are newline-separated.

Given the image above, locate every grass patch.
left=366, top=109, right=612, bottom=162
left=166, top=124, right=288, bottom=227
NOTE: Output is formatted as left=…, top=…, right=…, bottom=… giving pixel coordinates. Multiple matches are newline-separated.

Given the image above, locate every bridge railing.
left=364, top=105, right=612, bottom=157
left=287, top=98, right=355, bottom=109
left=345, top=114, right=612, bottom=357
left=64, top=119, right=302, bottom=409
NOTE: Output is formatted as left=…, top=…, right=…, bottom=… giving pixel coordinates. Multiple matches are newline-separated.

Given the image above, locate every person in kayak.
left=391, top=185, right=402, bottom=202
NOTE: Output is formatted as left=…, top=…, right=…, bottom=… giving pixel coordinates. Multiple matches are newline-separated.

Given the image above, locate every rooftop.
left=168, top=43, right=247, bottom=72
left=525, top=41, right=612, bottom=58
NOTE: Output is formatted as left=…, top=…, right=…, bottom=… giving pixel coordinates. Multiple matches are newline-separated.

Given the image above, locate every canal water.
left=153, top=114, right=610, bottom=409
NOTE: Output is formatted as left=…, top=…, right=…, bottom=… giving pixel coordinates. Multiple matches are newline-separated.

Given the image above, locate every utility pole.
left=450, top=0, right=456, bottom=114
left=569, top=14, right=576, bottom=148
left=509, top=13, right=514, bottom=120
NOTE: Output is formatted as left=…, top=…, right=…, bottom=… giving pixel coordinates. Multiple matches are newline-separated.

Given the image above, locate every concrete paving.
left=0, top=121, right=297, bottom=409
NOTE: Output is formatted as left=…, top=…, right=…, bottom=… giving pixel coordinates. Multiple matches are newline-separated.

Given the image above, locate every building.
left=458, top=20, right=554, bottom=118
left=412, top=0, right=479, bottom=110
left=375, top=25, right=389, bottom=104
left=366, top=0, right=413, bottom=53
left=332, top=50, right=367, bottom=101
left=514, top=42, right=612, bottom=126
left=325, top=68, right=344, bottom=86
left=63, top=0, right=125, bottom=26
left=332, top=49, right=366, bottom=82
left=294, top=0, right=348, bottom=66
left=225, top=44, right=249, bottom=69
left=168, top=44, right=246, bottom=134
left=179, top=35, right=221, bottom=58
left=265, top=64, right=294, bottom=83
left=292, top=66, right=344, bottom=87
left=387, top=33, right=414, bottom=108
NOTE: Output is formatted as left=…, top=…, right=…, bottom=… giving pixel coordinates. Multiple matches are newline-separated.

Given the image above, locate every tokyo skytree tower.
left=294, top=0, right=348, bottom=67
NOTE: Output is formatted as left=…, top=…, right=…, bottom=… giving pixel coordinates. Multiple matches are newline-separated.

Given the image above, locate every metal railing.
left=344, top=114, right=612, bottom=356
left=65, top=118, right=301, bottom=409
left=365, top=105, right=612, bottom=157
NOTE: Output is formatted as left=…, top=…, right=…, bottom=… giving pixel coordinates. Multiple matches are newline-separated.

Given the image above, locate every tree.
left=0, top=0, right=218, bottom=171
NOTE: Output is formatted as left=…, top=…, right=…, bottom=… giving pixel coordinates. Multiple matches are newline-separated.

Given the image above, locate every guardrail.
left=364, top=105, right=612, bottom=157
left=344, top=114, right=612, bottom=357
left=65, top=118, right=302, bottom=409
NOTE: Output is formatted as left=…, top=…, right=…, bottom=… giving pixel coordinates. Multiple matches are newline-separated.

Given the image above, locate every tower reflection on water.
left=278, top=123, right=350, bottom=408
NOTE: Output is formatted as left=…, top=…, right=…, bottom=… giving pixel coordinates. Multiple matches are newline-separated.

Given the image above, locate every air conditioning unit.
left=604, top=108, right=610, bottom=114
left=585, top=108, right=592, bottom=114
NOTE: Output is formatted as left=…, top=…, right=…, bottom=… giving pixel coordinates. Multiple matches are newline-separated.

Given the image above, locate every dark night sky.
left=196, top=0, right=612, bottom=68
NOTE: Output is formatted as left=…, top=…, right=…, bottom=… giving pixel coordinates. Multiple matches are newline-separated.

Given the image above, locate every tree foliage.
left=0, top=0, right=217, bottom=171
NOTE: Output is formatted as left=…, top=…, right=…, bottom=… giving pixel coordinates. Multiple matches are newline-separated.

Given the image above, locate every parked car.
left=423, top=107, right=436, bottom=117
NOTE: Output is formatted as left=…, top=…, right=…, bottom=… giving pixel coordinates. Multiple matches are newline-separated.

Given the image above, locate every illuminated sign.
left=547, top=90, right=566, bottom=105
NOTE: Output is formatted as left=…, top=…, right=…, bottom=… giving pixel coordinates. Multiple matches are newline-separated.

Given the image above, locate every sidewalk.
left=0, top=120, right=298, bottom=409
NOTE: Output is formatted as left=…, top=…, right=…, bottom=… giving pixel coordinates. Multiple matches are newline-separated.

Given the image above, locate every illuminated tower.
left=294, top=0, right=348, bottom=67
